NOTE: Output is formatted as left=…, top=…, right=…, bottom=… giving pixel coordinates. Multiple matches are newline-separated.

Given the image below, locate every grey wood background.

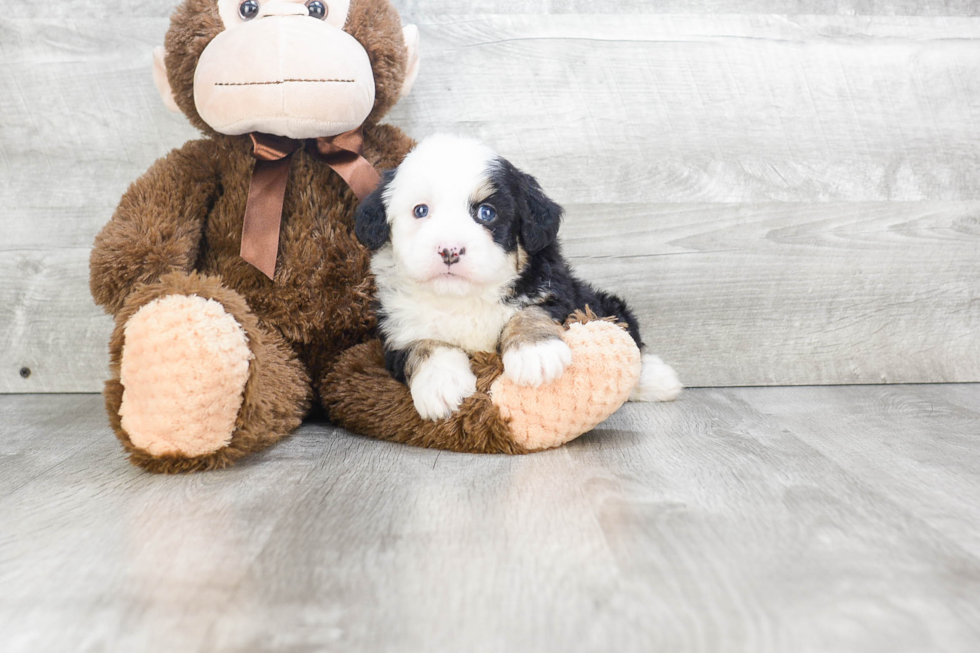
left=3, top=386, right=980, bottom=652
left=2, top=1, right=979, bottom=392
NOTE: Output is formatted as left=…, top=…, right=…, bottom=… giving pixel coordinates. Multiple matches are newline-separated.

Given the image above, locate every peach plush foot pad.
left=490, top=320, right=642, bottom=451
left=118, top=295, right=253, bottom=458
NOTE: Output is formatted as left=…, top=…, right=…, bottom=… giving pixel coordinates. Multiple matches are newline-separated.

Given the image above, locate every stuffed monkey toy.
left=90, top=0, right=659, bottom=474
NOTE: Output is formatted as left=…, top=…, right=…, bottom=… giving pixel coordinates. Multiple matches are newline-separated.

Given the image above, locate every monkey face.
left=196, top=1, right=373, bottom=138
left=155, top=0, right=420, bottom=139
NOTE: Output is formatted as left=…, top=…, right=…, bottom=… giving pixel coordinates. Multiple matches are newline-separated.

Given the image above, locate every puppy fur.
left=355, top=135, right=681, bottom=419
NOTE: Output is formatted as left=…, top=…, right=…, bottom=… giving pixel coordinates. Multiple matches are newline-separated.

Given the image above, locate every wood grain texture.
left=562, top=202, right=980, bottom=386
left=2, top=387, right=979, bottom=652
left=733, top=384, right=980, bottom=554
left=395, top=1, right=980, bottom=15
left=2, top=3, right=980, bottom=390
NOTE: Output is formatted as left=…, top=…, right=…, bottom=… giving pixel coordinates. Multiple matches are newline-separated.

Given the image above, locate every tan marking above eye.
left=471, top=179, right=496, bottom=204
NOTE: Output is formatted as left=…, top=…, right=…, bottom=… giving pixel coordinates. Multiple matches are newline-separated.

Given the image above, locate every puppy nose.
left=438, top=247, right=466, bottom=266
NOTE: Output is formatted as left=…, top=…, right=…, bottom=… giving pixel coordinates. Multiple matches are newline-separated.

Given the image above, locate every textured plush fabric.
left=104, top=272, right=313, bottom=474
left=492, top=320, right=642, bottom=451
left=323, top=342, right=527, bottom=455
left=120, top=294, right=253, bottom=457
left=325, top=313, right=640, bottom=454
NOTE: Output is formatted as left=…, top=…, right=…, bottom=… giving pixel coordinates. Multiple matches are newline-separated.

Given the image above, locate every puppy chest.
left=385, top=295, right=517, bottom=353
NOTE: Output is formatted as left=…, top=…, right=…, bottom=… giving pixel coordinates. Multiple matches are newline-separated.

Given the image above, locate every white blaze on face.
left=197, top=0, right=372, bottom=139
left=383, top=135, right=516, bottom=297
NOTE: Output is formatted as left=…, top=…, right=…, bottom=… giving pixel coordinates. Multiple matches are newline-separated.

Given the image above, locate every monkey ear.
left=152, top=46, right=181, bottom=114
left=517, top=170, right=564, bottom=254
left=355, top=170, right=395, bottom=251
left=400, top=25, right=422, bottom=98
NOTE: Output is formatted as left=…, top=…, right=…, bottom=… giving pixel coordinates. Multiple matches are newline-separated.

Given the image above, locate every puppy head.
left=355, top=134, right=563, bottom=296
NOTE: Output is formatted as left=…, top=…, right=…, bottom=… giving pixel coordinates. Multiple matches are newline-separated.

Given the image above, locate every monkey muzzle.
left=193, top=16, right=376, bottom=140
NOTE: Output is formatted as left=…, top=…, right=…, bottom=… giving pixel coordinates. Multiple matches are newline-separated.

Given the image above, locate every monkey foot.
left=490, top=320, right=642, bottom=451
left=118, top=294, right=253, bottom=458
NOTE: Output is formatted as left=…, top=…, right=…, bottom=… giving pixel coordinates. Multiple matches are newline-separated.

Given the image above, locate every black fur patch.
left=471, top=158, right=564, bottom=255
left=480, top=157, right=645, bottom=348
left=354, top=169, right=396, bottom=251
left=509, top=238, right=645, bottom=349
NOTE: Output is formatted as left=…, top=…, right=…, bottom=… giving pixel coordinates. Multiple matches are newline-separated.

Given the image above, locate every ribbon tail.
left=241, top=154, right=294, bottom=279
left=325, top=153, right=382, bottom=202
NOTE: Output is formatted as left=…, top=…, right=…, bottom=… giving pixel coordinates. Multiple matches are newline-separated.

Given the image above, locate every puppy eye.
left=477, top=204, right=497, bottom=222
left=413, top=204, right=429, bottom=219
left=307, top=1, right=328, bottom=19
left=238, top=0, right=259, bottom=20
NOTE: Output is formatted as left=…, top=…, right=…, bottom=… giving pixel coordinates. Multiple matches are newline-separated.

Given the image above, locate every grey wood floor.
left=1, top=386, right=979, bottom=653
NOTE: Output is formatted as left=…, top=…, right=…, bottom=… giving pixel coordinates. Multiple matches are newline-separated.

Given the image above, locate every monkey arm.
left=324, top=313, right=642, bottom=455
left=90, top=139, right=221, bottom=316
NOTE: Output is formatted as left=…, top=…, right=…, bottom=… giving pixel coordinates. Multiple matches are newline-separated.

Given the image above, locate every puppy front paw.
left=502, top=338, right=573, bottom=388
left=410, top=348, right=478, bottom=421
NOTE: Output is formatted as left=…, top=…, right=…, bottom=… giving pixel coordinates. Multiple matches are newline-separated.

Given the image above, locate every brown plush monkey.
left=91, top=0, right=644, bottom=473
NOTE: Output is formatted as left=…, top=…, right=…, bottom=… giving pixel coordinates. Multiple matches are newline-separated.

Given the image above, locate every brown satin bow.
left=240, top=128, right=382, bottom=279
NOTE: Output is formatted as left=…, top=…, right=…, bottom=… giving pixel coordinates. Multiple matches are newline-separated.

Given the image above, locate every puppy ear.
left=355, top=170, right=395, bottom=251
left=517, top=170, right=564, bottom=254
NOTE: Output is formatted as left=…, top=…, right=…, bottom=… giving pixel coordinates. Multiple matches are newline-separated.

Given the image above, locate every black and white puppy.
left=355, top=135, right=681, bottom=420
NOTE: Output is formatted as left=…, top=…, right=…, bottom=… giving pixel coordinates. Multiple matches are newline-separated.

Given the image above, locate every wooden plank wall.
left=1, top=1, right=979, bottom=392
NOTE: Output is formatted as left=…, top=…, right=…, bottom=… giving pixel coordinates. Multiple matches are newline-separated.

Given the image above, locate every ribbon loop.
left=251, top=133, right=302, bottom=161
left=240, top=129, right=382, bottom=280
left=308, top=128, right=381, bottom=202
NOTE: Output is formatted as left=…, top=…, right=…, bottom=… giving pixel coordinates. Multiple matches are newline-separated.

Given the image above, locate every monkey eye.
left=413, top=204, right=429, bottom=219
left=238, top=0, right=259, bottom=20
left=307, top=0, right=328, bottom=19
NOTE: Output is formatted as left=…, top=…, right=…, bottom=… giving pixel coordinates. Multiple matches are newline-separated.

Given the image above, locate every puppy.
left=355, top=135, right=681, bottom=421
